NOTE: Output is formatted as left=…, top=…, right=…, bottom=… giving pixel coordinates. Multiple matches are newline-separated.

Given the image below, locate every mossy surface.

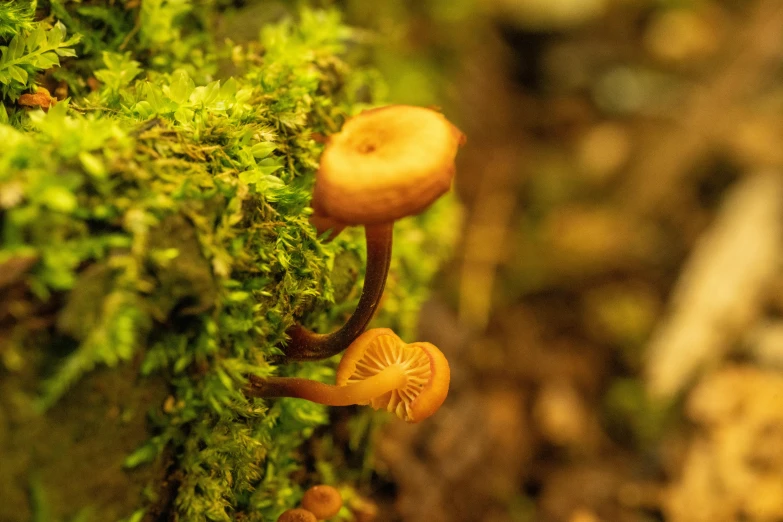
left=0, top=2, right=459, bottom=521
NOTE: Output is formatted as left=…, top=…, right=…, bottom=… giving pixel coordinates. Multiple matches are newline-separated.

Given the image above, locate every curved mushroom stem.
left=247, top=364, right=407, bottom=406
left=282, top=222, right=393, bottom=361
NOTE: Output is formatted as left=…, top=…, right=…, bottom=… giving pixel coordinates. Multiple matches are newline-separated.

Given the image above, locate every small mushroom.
left=301, top=485, right=343, bottom=520
left=314, top=105, right=465, bottom=226
left=277, top=508, right=317, bottom=522
left=249, top=328, right=450, bottom=423
left=284, top=105, right=465, bottom=361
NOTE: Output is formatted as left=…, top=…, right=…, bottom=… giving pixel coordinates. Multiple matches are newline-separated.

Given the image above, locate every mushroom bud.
left=301, top=485, right=343, bottom=520
left=249, top=328, right=450, bottom=423
left=277, top=508, right=318, bottom=522
left=284, top=105, right=465, bottom=361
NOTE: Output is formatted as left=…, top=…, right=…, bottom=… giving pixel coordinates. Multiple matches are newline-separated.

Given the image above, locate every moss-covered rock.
left=0, top=2, right=459, bottom=521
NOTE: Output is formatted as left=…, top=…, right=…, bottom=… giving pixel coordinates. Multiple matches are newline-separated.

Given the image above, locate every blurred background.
left=338, top=1, right=783, bottom=521
left=237, top=0, right=783, bottom=520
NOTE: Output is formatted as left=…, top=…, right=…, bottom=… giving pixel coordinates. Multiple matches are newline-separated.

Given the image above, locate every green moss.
left=0, top=17, right=80, bottom=102
left=0, top=1, right=36, bottom=40
left=0, top=3, right=459, bottom=521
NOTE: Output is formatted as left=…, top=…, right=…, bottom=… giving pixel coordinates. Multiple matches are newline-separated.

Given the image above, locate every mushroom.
left=301, top=485, right=343, bottom=520
left=249, top=328, right=450, bottom=423
left=284, top=105, right=465, bottom=361
left=277, top=508, right=318, bottom=522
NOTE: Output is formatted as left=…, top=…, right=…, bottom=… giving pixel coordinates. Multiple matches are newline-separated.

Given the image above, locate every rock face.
left=0, top=5, right=458, bottom=521
left=0, top=365, right=169, bottom=522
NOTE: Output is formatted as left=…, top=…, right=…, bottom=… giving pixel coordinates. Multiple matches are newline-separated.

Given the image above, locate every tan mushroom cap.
left=277, top=508, right=318, bottom=522
left=301, top=485, right=343, bottom=520
left=313, top=105, right=465, bottom=226
left=336, top=328, right=450, bottom=423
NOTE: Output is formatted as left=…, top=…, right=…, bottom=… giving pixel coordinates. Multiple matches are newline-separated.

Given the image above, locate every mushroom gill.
left=336, top=328, right=450, bottom=423
left=247, top=328, right=450, bottom=423
left=337, top=333, right=432, bottom=420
